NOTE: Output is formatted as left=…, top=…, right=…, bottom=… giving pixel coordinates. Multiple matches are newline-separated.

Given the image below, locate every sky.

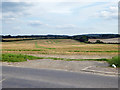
left=1, top=0, right=119, bottom=35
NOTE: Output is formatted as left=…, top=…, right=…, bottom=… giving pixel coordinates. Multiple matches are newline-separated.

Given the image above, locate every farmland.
left=88, top=38, right=119, bottom=43
left=2, top=39, right=118, bottom=56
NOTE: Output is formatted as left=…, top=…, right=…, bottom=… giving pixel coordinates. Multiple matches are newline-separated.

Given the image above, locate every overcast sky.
left=1, top=0, right=118, bottom=35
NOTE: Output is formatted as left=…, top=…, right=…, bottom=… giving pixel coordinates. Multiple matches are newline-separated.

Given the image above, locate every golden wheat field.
left=2, top=39, right=118, bottom=56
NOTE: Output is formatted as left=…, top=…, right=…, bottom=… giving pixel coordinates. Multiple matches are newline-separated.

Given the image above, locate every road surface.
left=2, top=66, right=118, bottom=88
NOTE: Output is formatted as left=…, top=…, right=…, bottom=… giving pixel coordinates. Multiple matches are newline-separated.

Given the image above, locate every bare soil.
left=28, top=54, right=115, bottom=59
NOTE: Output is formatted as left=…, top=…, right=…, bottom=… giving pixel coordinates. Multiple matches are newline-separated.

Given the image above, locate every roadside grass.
left=43, top=57, right=107, bottom=61
left=2, top=53, right=44, bottom=62
left=1, top=53, right=108, bottom=62
left=2, top=53, right=120, bottom=67
left=107, top=56, right=120, bottom=67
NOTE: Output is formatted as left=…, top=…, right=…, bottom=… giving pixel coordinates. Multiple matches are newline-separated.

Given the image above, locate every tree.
left=73, top=35, right=88, bottom=42
left=95, top=40, right=103, bottom=43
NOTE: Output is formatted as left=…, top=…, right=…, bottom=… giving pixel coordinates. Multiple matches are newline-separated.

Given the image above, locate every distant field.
left=2, top=39, right=118, bottom=56
left=2, top=38, right=34, bottom=40
left=88, top=38, right=119, bottom=43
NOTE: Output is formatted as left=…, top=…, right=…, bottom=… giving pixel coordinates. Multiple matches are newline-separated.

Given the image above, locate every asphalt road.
left=2, top=66, right=118, bottom=88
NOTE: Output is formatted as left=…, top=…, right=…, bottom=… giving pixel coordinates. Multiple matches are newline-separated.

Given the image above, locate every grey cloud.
left=2, top=2, right=31, bottom=12
left=2, top=2, right=32, bottom=20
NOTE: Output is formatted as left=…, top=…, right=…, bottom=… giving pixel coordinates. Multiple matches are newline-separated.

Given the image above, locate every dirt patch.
left=28, top=54, right=114, bottom=59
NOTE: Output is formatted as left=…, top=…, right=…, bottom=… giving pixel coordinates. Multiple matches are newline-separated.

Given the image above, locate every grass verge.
left=1, top=53, right=108, bottom=62
left=107, top=56, right=120, bottom=67
left=2, top=53, right=119, bottom=68
left=1, top=53, right=44, bottom=62
left=44, top=57, right=107, bottom=61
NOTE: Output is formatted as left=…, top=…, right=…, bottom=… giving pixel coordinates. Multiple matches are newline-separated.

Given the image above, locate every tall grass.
left=107, top=56, right=120, bottom=67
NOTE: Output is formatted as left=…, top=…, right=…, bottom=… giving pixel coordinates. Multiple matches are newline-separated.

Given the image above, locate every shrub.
left=85, top=41, right=91, bottom=43
left=95, top=40, right=104, bottom=44
left=107, top=56, right=120, bottom=67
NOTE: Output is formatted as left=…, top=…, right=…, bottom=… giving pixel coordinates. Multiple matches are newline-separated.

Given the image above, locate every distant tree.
left=85, top=41, right=91, bottom=43
left=80, top=36, right=88, bottom=42
left=73, top=35, right=88, bottom=42
left=95, top=40, right=104, bottom=43
left=5, top=35, right=12, bottom=38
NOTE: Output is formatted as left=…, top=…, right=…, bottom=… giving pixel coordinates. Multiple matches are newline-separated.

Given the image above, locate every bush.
left=107, top=56, right=120, bottom=67
left=84, top=41, right=91, bottom=43
left=73, top=35, right=88, bottom=42
left=95, top=40, right=104, bottom=44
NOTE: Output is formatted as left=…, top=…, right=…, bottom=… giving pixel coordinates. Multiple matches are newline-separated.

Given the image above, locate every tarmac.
left=1, top=59, right=119, bottom=76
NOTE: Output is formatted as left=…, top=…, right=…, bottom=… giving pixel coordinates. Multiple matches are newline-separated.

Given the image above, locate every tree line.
left=1, top=34, right=120, bottom=43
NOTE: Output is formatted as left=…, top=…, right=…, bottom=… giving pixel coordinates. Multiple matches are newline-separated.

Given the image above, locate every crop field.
left=2, top=39, right=118, bottom=56
left=88, top=38, right=119, bottom=43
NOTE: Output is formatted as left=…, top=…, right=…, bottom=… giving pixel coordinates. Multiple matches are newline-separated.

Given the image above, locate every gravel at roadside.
left=2, top=59, right=118, bottom=76
left=28, top=54, right=114, bottom=59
